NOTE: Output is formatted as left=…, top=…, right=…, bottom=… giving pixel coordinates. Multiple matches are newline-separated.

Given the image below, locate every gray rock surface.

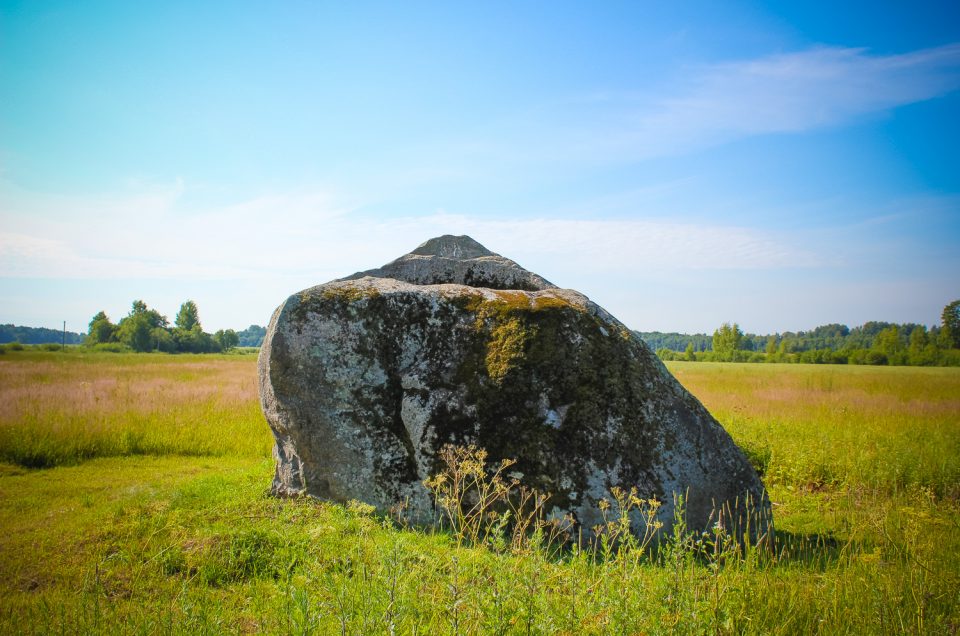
left=341, top=235, right=556, bottom=292
left=259, top=235, right=768, bottom=535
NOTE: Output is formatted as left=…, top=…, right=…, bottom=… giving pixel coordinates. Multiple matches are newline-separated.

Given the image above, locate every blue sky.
left=2, top=1, right=958, bottom=335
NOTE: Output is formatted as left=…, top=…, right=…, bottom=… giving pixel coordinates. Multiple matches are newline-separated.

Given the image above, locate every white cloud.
left=640, top=43, right=960, bottom=144
left=0, top=180, right=356, bottom=279
left=0, top=230, right=254, bottom=279
left=466, top=43, right=960, bottom=164
left=4, top=181, right=956, bottom=334
left=0, top=180, right=820, bottom=283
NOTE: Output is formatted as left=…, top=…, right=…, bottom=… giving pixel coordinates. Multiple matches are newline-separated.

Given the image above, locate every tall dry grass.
left=0, top=351, right=269, bottom=467
left=667, top=362, right=960, bottom=498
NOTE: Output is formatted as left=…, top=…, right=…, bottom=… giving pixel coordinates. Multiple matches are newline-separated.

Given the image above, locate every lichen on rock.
left=258, top=235, right=769, bottom=536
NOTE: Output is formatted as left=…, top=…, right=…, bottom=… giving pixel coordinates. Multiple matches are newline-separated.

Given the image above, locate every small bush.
left=656, top=348, right=678, bottom=361
left=865, top=350, right=888, bottom=365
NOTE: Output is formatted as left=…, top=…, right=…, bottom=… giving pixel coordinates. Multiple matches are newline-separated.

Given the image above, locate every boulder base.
left=259, top=235, right=768, bottom=533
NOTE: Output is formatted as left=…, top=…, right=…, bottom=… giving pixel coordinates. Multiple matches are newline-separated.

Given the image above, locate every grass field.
left=0, top=352, right=957, bottom=634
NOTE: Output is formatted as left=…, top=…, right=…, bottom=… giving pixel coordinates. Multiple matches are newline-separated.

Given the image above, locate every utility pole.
left=62, top=321, right=66, bottom=351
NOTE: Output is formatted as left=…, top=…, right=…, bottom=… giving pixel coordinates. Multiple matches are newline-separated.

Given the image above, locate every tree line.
left=0, top=324, right=84, bottom=345
left=0, top=317, right=267, bottom=351
left=642, top=300, right=960, bottom=367
left=236, top=324, right=266, bottom=347
left=86, top=300, right=239, bottom=353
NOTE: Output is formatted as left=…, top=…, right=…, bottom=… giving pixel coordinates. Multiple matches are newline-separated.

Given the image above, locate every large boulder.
left=259, top=235, right=768, bottom=534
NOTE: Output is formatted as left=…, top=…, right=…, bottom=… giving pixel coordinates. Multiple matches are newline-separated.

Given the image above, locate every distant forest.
left=0, top=324, right=84, bottom=345
left=638, top=300, right=960, bottom=367
left=637, top=322, right=918, bottom=353
left=0, top=319, right=266, bottom=349
left=237, top=325, right=266, bottom=347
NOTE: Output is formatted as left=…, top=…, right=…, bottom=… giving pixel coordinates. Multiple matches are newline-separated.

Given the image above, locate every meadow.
left=0, top=351, right=957, bottom=634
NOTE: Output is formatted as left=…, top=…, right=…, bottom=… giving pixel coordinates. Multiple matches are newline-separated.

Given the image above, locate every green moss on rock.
left=485, top=316, right=533, bottom=382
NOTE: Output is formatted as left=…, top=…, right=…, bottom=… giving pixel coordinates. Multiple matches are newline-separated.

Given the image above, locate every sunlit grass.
left=0, top=351, right=270, bottom=467
left=666, top=362, right=960, bottom=498
left=0, top=352, right=957, bottom=633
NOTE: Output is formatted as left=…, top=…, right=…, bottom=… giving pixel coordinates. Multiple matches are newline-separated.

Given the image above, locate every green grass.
left=1, top=351, right=958, bottom=634
left=0, top=350, right=269, bottom=467
left=667, top=362, right=960, bottom=498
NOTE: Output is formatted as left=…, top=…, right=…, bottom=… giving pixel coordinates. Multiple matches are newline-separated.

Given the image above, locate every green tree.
left=873, top=326, right=905, bottom=365
left=173, top=324, right=220, bottom=353
left=909, top=326, right=927, bottom=353
left=86, top=310, right=116, bottom=345
left=942, top=300, right=960, bottom=349
left=118, top=314, right=153, bottom=352
left=712, top=322, right=743, bottom=361
left=237, top=324, right=267, bottom=347
left=117, top=300, right=168, bottom=352
left=174, top=325, right=200, bottom=353
left=684, top=342, right=696, bottom=361
left=151, top=327, right=174, bottom=352
left=908, top=326, right=938, bottom=366
left=765, top=335, right=777, bottom=357
left=125, top=300, right=167, bottom=329
left=176, top=300, right=201, bottom=331
left=214, top=329, right=239, bottom=351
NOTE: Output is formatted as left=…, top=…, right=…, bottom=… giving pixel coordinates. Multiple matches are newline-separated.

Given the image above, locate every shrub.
left=656, top=348, right=678, bottom=361
left=847, top=348, right=870, bottom=365
left=938, top=348, right=960, bottom=367
left=865, top=350, right=888, bottom=365
left=797, top=348, right=843, bottom=364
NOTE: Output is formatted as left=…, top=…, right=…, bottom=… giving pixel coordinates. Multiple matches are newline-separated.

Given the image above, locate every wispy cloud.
left=0, top=231, right=253, bottom=279
left=636, top=43, right=960, bottom=148
left=0, top=180, right=822, bottom=282
left=0, top=180, right=356, bottom=279
left=471, top=43, right=960, bottom=164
